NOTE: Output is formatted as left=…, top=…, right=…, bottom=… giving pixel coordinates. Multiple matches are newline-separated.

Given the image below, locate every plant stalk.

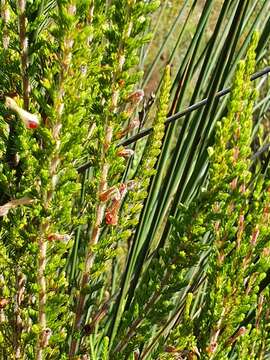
left=18, top=0, right=30, bottom=110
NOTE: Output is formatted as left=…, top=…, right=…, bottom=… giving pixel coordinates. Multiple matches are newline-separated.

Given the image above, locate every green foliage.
left=0, top=1, right=270, bottom=360
left=156, top=33, right=270, bottom=360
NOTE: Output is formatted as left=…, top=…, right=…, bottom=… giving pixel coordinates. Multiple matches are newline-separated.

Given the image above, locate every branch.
left=18, top=0, right=30, bottom=110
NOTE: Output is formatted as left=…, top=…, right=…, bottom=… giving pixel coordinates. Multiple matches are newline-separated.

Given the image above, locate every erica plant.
left=0, top=1, right=270, bottom=360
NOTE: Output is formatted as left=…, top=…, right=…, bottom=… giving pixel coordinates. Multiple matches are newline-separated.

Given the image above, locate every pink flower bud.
left=117, top=148, right=134, bottom=158
left=3, top=7, right=10, bottom=23
left=115, top=118, right=140, bottom=139
left=119, top=183, right=127, bottom=196
left=239, top=184, right=246, bottom=193
left=230, top=177, right=238, bottom=190
left=99, top=187, right=119, bottom=202
left=105, top=199, right=120, bottom=226
left=41, top=328, right=52, bottom=348
left=129, top=118, right=140, bottom=130
left=134, top=350, right=140, bottom=360
left=105, top=209, right=118, bottom=226
left=239, top=214, right=244, bottom=229
left=207, top=341, right=217, bottom=354
left=238, top=326, right=246, bottom=336
left=126, top=180, right=137, bottom=190
left=212, top=202, right=220, bottom=213
left=18, top=0, right=26, bottom=12
left=5, top=97, right=39, bottom=129
left=126, top=89, right=144, bottom=105
left=251, top=228, right=259, bottom=246
left=47, top=233, right=71, bottom=242
left=0, top=298, right=9, bottom=309
left=67, top=4, right=76, bottom=15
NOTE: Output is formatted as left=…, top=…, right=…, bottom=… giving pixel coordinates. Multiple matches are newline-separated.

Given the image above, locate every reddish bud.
left=119, top=79, right=125, bottom=87
left=115, top=118, right=140, bottom=139
left=105, top=197, right=121, bottom=226
left=47, top=233, right=71, bottom=242
left=99, top=187, right=119, bottom=202
left=134, top=350, right=140, bottom=360
left=239, top=214, right=244, bottom=229
left=213, top=202, right=220, bottom=213
left=119, top=183, right=127, bottom=196
left=230, top=177, right=238, bottom=190
left=40, top=328, right=52, bottom=348
left=105, top=208, right=119, bottom=226
left=5, top=97, right=40, bottom=129
left=165, top=346, right=177, bottom=353
left=0, top=299, right=9, bottom=309
left=28, top=120, right=39, bottom=129
left=207, top=342, right=217, bottom=354
left=239, top=184, right=246, bottom=193
left=238, top=326, right=247, bottom=336
left=117, top=148, right=134, bottom=158
left=126, top=180, right=137, bottom=190
left=126, top=89, right=144, bottom=105
left=251, top=228, right=259, bottom=246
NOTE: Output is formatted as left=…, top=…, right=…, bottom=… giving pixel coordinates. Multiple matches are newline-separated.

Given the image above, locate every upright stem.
left=14, top=271, right=25, bottom=359
left=18, top=0, right=30, bottom=110
left=69, top=6, right=134, bottom=356
left=36, top=231, right=48, bottom=360
left=36, top=67, right=65, bottom=360
left=69, top=126, right=113, bottom=357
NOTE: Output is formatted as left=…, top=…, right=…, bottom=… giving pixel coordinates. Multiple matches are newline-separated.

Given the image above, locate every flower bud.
left=126, top=89, right=144, bottom=105
left=117, top=148, right=134, bottom=158
left=105, top=209, right=118, bottom=226
left=105, top=199, right=120, bottom=226
left=99, top=187, right=119, bottom=202
left=47, top=233, right=71, bottom=243
left=40, top=328, right=52, bottom=348
left=5, top=97, right=39, bottom=129
left=119, top=183, right=127, bottom=197
left=229, top=177, right=238, bottom=190
left=115, top=118, right=140, bottom=139
left=251, top=228, right=259, bottom=245
left=126, top=180, right=137, bottom=190
left=67, top=4, right=76, bottom=15
left=207, top=341, right=217, bottom=354
left=238, top=326, right=246, bottom=336
left=0, top=299, right=9, bottom=309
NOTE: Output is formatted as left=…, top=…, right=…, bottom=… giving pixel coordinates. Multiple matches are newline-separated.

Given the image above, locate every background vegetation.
left=0, top=1, right=270, bottom=359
